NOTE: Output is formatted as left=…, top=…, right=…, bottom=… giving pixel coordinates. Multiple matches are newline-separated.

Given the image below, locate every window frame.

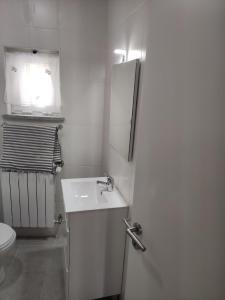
left=3, top=47, right=62, bottom=118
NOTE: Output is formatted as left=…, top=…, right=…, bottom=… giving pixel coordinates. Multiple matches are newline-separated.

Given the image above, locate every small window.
left=4, top=48, right=61, bottom=117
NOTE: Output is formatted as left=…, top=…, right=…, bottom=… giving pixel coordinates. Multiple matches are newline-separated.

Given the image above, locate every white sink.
left=61, top=177, right=128, bottom=299
left=61, top=177, right=128, bottom=213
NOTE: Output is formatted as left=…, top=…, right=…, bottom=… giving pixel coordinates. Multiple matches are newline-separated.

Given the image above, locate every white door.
left=124, top=0, right=225, bottom=299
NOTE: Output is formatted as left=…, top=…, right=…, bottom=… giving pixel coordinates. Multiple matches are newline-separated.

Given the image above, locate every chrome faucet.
left=97, top=175, right=114, bottom=192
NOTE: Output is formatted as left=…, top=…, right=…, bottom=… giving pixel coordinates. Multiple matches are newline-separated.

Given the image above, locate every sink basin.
left=61, top=177, right=128, bottom=213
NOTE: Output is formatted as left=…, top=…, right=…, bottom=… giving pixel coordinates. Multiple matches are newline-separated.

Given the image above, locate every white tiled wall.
left=103, top=0, right=149, bottom=204
left=0, top=0, right=150, bottom=220
left=58, top=0, right=107, bottom=179
left=0, top=0, right=108, bottom=220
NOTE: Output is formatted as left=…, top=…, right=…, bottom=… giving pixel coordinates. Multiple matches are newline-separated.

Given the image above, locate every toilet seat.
left=0, top=223, right=16, bottom=252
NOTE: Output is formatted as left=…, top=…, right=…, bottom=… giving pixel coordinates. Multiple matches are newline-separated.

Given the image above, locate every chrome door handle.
left=123, top=219, right=146, bottom=252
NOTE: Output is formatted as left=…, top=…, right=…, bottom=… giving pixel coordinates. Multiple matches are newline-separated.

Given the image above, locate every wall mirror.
left=109, top=59, right=140, bottom=161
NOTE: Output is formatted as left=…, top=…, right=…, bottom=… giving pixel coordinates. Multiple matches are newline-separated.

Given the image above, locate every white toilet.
left=0, top=223, right=16, bottom=284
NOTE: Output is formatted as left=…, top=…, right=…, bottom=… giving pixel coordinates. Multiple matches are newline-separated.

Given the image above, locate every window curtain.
left=5, top=50, right=61, bottom=115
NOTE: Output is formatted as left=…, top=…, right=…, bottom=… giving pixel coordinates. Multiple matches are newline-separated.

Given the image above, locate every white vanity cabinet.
left=61, top=177, right=128, bottom=300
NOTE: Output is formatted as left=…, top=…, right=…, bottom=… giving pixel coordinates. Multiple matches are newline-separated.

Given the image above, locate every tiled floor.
left=0, top=237, right=66, bottom=300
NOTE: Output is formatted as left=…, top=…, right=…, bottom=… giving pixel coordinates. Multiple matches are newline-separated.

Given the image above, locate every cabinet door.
left=69, top=208, right=128, bottom=300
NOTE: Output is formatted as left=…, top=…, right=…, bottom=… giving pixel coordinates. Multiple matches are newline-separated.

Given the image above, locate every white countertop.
left=61, top=177, right=128, bottom=213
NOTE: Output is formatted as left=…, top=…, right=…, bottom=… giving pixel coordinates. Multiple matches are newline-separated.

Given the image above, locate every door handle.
left=123, top=218, right=146, bottom=252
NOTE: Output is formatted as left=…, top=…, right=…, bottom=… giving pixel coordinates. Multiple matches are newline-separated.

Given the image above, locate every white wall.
left=103, top=0, right=149, bottom=204
left=0, top=0, right=107, bottom=221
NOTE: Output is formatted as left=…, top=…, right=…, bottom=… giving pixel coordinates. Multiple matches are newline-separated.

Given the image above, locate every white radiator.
left=1, top=172, right=55, bottom=228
